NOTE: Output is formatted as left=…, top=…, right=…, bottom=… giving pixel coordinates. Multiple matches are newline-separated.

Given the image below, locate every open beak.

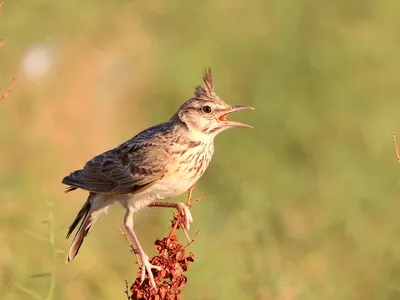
left=217, top=105, right=254, bottom=128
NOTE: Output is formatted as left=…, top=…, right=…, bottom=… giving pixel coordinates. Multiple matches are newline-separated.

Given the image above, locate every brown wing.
left=62, top=142, right=170, bottom=194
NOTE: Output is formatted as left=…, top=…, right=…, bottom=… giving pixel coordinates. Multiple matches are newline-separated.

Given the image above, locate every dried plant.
left=393, top=131, right=400, bottom=164
left=0, top=1, right=17, bottom=103
left=0, top=76, right=17, bottom=103
left=122, top=194, right=207, bottom=300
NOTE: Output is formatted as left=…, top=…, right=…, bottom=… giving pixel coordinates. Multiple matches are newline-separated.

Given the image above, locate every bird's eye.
left=201, top=105, right=212, bottom=114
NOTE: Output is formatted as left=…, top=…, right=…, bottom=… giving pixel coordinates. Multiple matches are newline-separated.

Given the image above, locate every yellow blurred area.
left=2, top=0, right=400, bottom=299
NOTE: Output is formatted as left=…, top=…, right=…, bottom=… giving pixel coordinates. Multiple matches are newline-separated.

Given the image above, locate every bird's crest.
left=194, top=68, right=216, bottom=99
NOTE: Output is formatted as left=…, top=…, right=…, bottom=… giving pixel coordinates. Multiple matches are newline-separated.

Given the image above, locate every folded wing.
left=62, top=142, right=169, bottom=194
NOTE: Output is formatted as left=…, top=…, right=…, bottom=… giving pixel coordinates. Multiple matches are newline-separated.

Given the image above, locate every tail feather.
left=64, top=186, right=77, bottom=193
left=67, top=193, right=97, bottom=262
left=66, top=198, right=91, bottom=239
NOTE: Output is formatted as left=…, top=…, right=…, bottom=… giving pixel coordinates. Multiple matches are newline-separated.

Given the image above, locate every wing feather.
left=62, top=142, right=169, bottom=194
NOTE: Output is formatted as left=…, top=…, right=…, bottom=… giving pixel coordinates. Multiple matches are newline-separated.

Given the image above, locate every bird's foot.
left=147, top=201, right=194, bottom=241
left=176, top=203, right=193, bottom=241
left=139, top=253, right=162, bottom=289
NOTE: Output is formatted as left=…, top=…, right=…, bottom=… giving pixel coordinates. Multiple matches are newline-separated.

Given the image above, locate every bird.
left=62, top=68, right=253, bottom=288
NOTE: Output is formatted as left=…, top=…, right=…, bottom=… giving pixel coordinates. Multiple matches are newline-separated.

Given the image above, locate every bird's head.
left=172, top=68, right=254, bottom=139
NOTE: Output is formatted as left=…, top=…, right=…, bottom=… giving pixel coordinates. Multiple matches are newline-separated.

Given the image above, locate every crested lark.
left=62, top=68, right=253, bottom=288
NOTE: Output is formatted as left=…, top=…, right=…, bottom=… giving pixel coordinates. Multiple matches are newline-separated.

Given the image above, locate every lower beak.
left=218, top=105, right=254, bottom=128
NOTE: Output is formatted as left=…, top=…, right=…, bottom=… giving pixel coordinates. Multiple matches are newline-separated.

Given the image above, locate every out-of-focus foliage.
left=1, top=0, right=400, bottom=299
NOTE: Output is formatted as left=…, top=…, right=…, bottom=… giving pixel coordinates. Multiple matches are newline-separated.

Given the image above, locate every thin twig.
left=0, top=2, right=16, bottom=104
left=168, top=212, right=181, bottom=238
left=0, top=2, right=4, bottom=47
left=124, top=280, right=130, bottom=300
left=118, top=228, right=141, bottom=267
left=187, top=193, right=209, bottom=209
left=186, top=185, right=195, bottom=207
left=393, top=131, right=400, bottom=164
left=13, top=284, right=44, bottom=300
left=184, top=229, right=199, bottom=248
left=118, top=228, right=136, bottom=253
left=0, top=75, right=17, bottom=103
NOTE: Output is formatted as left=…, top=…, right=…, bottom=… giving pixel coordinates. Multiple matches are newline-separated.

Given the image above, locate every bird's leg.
left=124, top=210, right=161, bottom=289
left=148, top=202, right=193, bottom=241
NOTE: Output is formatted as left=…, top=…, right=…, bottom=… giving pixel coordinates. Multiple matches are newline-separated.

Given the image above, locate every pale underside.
left=89, top=141, right=214, bottom=219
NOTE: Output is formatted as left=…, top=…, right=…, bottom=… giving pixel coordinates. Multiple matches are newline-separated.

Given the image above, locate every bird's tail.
left=66, top=192, right=103, bottom=262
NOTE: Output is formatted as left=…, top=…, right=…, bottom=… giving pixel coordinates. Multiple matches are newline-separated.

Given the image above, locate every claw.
left=177, top=203, right=193, bottom=241
left=147, top=201, right=194, bottom=241
left=139, top=254, right=162, bottom=289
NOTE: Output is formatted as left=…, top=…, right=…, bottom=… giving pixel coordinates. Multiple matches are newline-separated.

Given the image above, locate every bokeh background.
left=1, top=0, right=400, bottom=299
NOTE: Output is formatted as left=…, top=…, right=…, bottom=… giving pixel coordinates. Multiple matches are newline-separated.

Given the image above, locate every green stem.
left=46, top=201, right=55, bottom=300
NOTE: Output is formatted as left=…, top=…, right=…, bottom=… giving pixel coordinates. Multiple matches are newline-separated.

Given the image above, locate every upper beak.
left=217, top=105, right=254, bottom=128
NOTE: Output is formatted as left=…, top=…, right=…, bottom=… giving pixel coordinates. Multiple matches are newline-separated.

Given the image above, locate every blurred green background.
left=1, top=0, right=400, bottom=299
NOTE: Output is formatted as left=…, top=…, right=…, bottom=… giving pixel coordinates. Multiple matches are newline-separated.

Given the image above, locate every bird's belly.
left=117, top=177, right=195, bottom=213
left=118, top=141, right=214, bottom=212
left=147, top=174, right=196, bottom=199
left=124, top=176, right=206, bottom=211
